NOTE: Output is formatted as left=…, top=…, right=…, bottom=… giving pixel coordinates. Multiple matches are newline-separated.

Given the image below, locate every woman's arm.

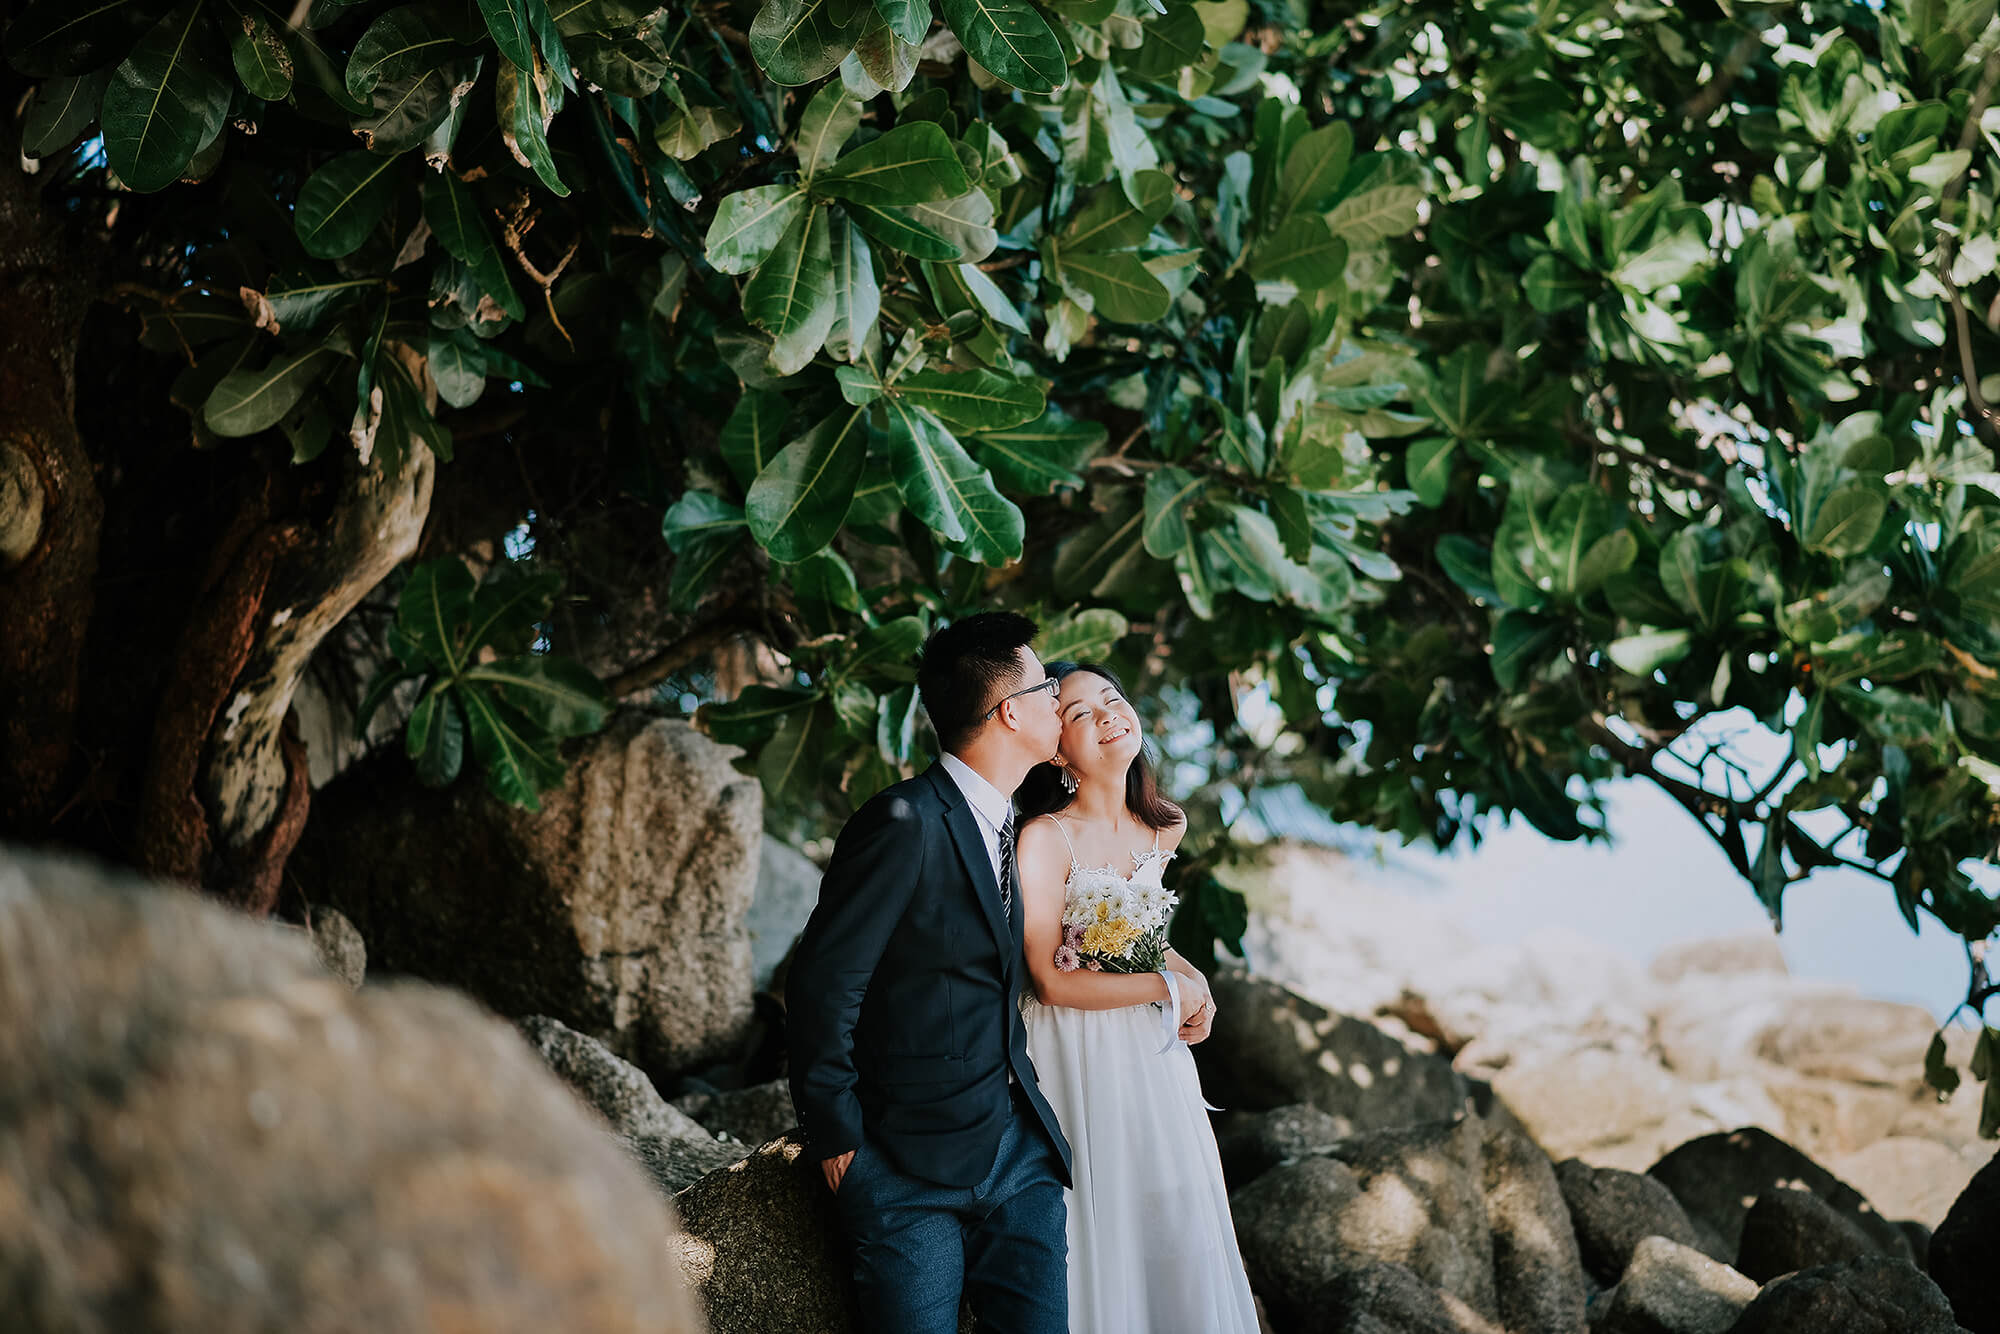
left=1018, top=819, right=1172, bottom=1011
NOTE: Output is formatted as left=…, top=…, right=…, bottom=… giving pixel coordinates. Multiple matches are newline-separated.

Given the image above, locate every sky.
left=1383, top=773, right=1971, bottom=1022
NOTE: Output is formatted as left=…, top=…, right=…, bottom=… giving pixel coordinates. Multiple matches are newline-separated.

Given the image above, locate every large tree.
left=4, top=0, right=1998, bottom=1123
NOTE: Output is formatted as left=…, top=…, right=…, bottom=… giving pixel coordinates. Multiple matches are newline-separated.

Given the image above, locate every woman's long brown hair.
left=1015, top=662, right=1183, bottom=831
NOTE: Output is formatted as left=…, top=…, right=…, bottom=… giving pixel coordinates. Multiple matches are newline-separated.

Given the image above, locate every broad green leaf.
left=101, top=1, right=232, bottom=194
left=568, top=30, right=669, bottom=96
left=1608, top=628, right=1691, bottom=674
left=1060, top=249, right=1171, bottom=322
left=1248, top=214, right=1346, bottom=289
left=656, top=102, right=742, bottom=158
left=970, top=407, right=1105, bottom=493
left=849, top=12, right=920, bottom=92
left=204, top=346, right=342, bottom=436
left=355, top=61, right=466, bottom=154
left=427, top=331, right=487, bottom=408
left=475, top=0, right=536, bottom=71
left=1437, top=534, right=1503, bottom=604
left=926, top=261, right=1030, bottom=333
left=937, top=0, right=1066, bottom=93
left=497, top=57, right=569, bottom=195
left=894, top=368, right=1044, bottom=431
left=760, top=703, right=833, bottom=809
left=8, top=0, right=161, bottom=76
left=746, top=407, right=869, bottom=561
left=816, top=120, right=971, bottom=205
left=1523, top=253, right=1593, bottom=312
left=1805, top=485, right=1887, bottom=556
left=422, top=171, right=525, bottom=319
left=1143, top=465, right=1202, bottom=558
left=699, top=685, right=816, bottom=752
left=849, top=615, right=927, bottom=677
left=826, top=213, right=880, bottom=363
left=669, top=533, right=741, bottom=611
left=661, top=490, right=747, bottom=553
left=742, top=202, right=839, bottom=375
left=1039, top=607, right=1130, bottom=661
left=1492, top=612, right=1559, bottom=689
left=295, top=151, right=401, bottom=258
left=397, top=557, right=478, bottom=671
left=846, top=200, right=966, bottom=259
left=1118, top=1, right=1204, bottom=80
left=1324, top=183, right=1424, bottom=243
left=704, top=184, right=809, bottom=275
left=721, top=391, right=796, bottom=487
left=1060, top=170, right=1173, bottom=252
left=875, top=0, right=930, bottom=44
left=346, top=6, right=454, bottom=99
left=548, top=0, right=650, bottom=36
left=407, top=691, right=467, bottom=786
left=1273, top=121, right=1352, bottom=219
left=464, top=655, right=610, bottom=736
left=750, top=0, right=865, bottom=85
left=460, top=688, right=566, bottom=808
left=1406, top=436, right=1455, bottom=507
left=464, top=562, right=560, bottom=655
left=230, top=11, right=294, bottom=100
left=1054, top=495, right=1149, bottom=601
left=798, top=80, right=862, bottom=176
left=880, top=396, right=1024, bottom=563
left=22, top=71, right=111, bottom=158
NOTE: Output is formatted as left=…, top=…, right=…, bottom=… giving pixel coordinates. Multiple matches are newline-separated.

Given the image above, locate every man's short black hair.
left=917, top=612, right=1039, bottom=754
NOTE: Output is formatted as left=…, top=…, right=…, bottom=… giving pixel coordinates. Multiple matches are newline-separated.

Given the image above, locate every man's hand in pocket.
left=822, top=1150, right=856, bottom=1193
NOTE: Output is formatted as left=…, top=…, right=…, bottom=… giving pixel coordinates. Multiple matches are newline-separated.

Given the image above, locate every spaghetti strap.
left=1151, top=825, right=1160, bottom=852
left=1049, top=815, right=1081, bottom=873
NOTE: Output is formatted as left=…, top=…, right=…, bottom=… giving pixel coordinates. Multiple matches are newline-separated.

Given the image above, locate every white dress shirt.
left=940, top=751, right=1011, bottom=895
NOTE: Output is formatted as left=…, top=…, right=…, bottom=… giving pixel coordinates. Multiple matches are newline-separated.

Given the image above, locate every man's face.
left=1008, top=646, right=1064, bottom=761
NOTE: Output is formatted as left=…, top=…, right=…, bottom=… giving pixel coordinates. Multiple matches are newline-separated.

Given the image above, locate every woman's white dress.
left=1020, top=829, right=1261, bottom=1334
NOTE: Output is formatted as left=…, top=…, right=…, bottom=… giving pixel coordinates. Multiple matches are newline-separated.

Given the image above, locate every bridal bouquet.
left=1053, top=878, right=1178, bottom=975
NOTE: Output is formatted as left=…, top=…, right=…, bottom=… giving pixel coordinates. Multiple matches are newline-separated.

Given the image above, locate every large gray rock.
left=1480, top=1122, right=1586, bottom=1334
left=1734, top=1186, right=1879, bottom=1282
left=750, top=835, right=819, bottom=993
left=1647, top=1127, right=1910, bottom=1263
left=1725, top=1255, right=1965, bottom=1334
left=0, top=843, right=698, bottom=1333
left=1233, top=1118, right=1498, bottom=1328
left=1320, top=1262, right=1503, bottom=1334
left=673, top=1133, right=975, bottom=1334
left=1596, top=1236, right=1758, bottom=1334
left=1194, top=970, right=1472, bottom=1134
left=1928, top=1147, right=1999, bottom=1334
left=1213, top=1102, right=1350, bottom=1190
left=298, top=711, right=762, bottom=1079
left=1555, top=1158, right=1705, bottom=1287
left=673, top=1079, right=797, bottom=1149
left=520, top=1014, right=744, bottom=1194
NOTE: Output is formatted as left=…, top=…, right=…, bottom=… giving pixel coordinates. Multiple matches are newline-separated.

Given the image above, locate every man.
left=787, top=612, right=1072, bottom=1333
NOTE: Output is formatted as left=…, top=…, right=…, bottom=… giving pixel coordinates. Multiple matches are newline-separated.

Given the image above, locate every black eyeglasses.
left=980, top=675, right=1058, bottom=721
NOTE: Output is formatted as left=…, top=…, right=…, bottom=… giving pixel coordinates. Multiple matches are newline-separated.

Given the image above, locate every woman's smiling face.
left=1056, top=671, right=1142, bottom=776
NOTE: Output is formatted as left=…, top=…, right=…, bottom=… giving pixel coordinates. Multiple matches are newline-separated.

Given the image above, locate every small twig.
left=501, top=220, right=580, bottom=351
left=1683, top=16, right=1774, bottom=121
left=1936, top=49, right=2000, bottom=451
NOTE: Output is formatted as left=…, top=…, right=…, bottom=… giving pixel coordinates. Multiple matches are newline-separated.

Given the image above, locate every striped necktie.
left=998, top=810, right=1016, bottom=921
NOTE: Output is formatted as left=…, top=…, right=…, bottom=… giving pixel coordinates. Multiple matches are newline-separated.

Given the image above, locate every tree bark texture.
left=0, top=135, right=104, bottom=834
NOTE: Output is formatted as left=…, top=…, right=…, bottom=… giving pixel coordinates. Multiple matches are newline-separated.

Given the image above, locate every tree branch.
left=604, top=620, right=760, bottom=699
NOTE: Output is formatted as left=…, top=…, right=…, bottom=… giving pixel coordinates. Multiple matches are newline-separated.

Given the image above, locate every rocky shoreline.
left=3, top=722, right=1993, bottom=1333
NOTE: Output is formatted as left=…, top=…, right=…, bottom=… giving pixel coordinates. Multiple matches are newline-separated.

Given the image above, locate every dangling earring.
left=1059, top=766, right=1078, bottom=795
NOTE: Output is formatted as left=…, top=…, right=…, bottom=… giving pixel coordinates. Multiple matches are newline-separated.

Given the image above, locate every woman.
left=1015, top=661, right=1260, bottom=1334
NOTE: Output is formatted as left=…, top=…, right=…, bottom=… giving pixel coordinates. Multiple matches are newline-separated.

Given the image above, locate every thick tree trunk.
left=0, top=134, right=104, bottom=834
left=135, top=402, right=434, bottom=914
